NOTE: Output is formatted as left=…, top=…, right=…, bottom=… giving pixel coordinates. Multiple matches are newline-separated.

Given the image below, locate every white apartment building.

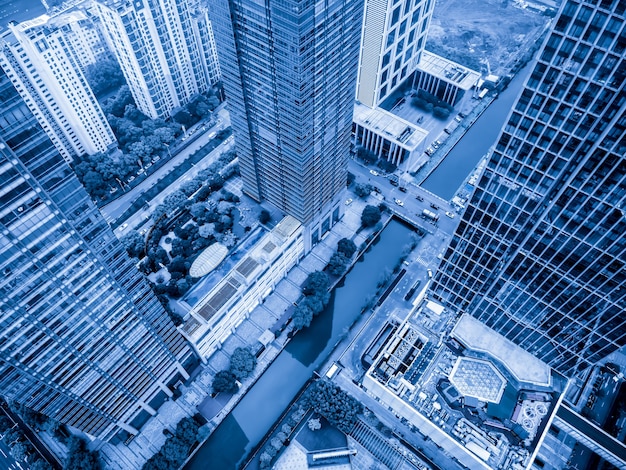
left=356, top=0, right=436, bottom=109
left=0, top=17, right=116, bottom=162
left=95, top=0, right=220, bottom=119
left=180, top=216, right=304, bottom=361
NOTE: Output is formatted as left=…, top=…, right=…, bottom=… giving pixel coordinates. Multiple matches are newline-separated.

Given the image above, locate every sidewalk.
left=95, top=193, right=377, bottom=469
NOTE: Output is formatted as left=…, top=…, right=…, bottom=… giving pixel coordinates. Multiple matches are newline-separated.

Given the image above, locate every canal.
left=185, top=219, right=415, bottom=469
left=421, top=60, right=535, bottom=200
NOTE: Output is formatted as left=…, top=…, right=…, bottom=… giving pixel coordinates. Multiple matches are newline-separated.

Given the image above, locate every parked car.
left=445, top=211, right=456, bottom=218
left=430, top=203, right=439, bottom=210
left=394, top=199, right=404, bottom=207
left=415, top=195, right=424, bottom=201
left=369, top=169, right=379, bottom=176
left=345, top=198, right=353, bottom=205
left=425, top=147, right=435, bottom=156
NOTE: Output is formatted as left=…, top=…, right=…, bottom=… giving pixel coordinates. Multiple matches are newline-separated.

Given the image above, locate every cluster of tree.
left=302, top=380, right=363, bottom=433
left=84, top=57, right=125, bottom=97
left=326, top=238, right=357, bottom=277
left=258, top=406, right=307, bottom=469
left=259, top=209, right=271, bottom=224
left=65, top=436, right=102, bottom=470
left=171, top=92, right=220, bottom=129
left=354, top=183, right=373, bottom=199
left=361, top=204, right=382, bottom=228
left=211, top=347, right=257, bottom=394
left=411, top=89, right=454, bottom=120
left=292, top=272, right=331, bottom=330
left=354, top=147, right=397, bottom=173
left=142, top=416, right=204, bottom=470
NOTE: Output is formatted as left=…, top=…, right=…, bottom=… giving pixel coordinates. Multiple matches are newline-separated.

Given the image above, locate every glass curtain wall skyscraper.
left=211, top=0, right=363, bottom=235
left=431, top=0, right=625, bottom=377
left=0, top=67, right=196, bottom=441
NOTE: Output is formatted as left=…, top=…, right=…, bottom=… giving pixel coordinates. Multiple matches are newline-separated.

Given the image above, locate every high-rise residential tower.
left=431, top=0, right=625, bottom=377
left=0, top=67, right=196, bottom=441
left=356, top=0, right=435, bottom=108
left=211, top=0, right=363, bottom=238
left=95, top=0, right=220, bottom=120
left=0, top=17, right=116, bottom=162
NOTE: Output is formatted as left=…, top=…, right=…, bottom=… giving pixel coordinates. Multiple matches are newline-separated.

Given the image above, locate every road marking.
left=415, top=257, right=429, bottom=267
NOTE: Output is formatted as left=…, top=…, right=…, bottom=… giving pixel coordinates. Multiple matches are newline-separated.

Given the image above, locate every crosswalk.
left=415, top=256, right=429, bottom=267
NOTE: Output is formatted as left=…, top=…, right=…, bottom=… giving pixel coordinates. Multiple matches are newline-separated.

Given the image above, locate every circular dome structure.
left=536, top=403, right=548, bottom=416
left=189, top=243, right=228, bottom=278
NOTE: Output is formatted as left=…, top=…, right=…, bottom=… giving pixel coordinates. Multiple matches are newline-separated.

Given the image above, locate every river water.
left=421, top=61, right=535, bottom=200
left=186, top=219, right=415, bottom=469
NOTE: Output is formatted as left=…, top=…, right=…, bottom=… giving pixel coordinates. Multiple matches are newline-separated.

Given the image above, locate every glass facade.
left=211, top=0, right=363, bottom=224
left=432, top=0, right=626, bottom=377
left=0, top=68, right=195, bottom=441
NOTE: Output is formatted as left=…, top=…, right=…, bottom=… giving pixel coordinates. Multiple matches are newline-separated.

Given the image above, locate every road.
left=101, top=106, right=231, bottom=224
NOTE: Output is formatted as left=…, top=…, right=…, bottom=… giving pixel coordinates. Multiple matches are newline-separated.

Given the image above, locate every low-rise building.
left=180, top=216, right=304, bottom=360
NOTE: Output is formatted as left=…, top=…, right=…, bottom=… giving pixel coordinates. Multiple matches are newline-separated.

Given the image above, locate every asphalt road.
left=101, top=106, right=231, bottom=224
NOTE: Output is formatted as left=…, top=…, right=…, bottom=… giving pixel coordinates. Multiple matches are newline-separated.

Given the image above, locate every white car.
left=394, top=199, right=404, bottom=207
left=119, top=223, right=128, bottom=231
left=369, top=169, right=379, bottom=176
left=445, top=211, right=456, bottom=218
left=345, top=198, right=353, bottom=205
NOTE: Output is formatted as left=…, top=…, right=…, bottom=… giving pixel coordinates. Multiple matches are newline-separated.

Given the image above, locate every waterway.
left=186, top=219, right=415, bottom=469
left=421, top=60, right=536, bottom=200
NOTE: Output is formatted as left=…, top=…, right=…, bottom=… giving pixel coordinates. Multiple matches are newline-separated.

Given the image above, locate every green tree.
left=120, top=230, right=145, bottom=258
left=361, top=205, right=381, bottom=227
left=259, top=209, right=271, bottom=224
left=303, top=380, right=363, bottom=433
left=212, top=371, right=239, bottom=394
left=29, top=459, right=52, bottom=470
left=354, top=183, right=373, bottom=198
left=229, top=347, right=257, bottom=380
left=65, top=436, right=101, bottom=470
left=84, top=57, right=125, bottom=97
left=10, top=441, right=29, bottom=461
left=292, top=304, right=313, bottom=330
left=337, top=238, right=357, bottom=258
left=302, top=271, right=329, bottom=296
left=327, top=252, right=349, bottom=276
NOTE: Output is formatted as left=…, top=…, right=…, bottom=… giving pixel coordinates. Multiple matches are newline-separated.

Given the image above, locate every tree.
left=212, top=371, right=239, bottom=394
left=433, top=106, right=451, bottom=119
left=327, top=252, right=348, bottom=276
left=302, top=271, right=329, bottom=296
left=84, top=57, right=125, bottom=97
left=259, top=209, right=271, bottom=224
left=303, top=380, right=363, bottom=433
left=361, top=205, right=381, bottom=227
left=337, top=238, right=357, bottom=258
left=292, top=304, right=313, bottom=330
left=11, top=442, right=29, bottom=461
left=120, top=230, right=145, bottom=258
left=29, top=459, right=52, bottom=470
left=354, top=183, right=373, bottom=198
left=65, top=436, right=101, bottom=470
left=308, top=418, right=321, bottom=431
left=229, top=347, right=257, bottom=380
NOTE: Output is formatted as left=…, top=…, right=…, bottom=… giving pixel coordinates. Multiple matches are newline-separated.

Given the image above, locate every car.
left=425, top=147, right=434, bottom=156
left=427, top=269, right=433, bottom=278
left=208, top=132, right=217, bottom=139
left=399, top=186, right=407, bottom=193
left=345, top=198, right=353, bottom=205
left=145, top=162, right=152, bottom=169
left=137, top=168, right=145, bottom=175
left=109, top=187, right=118, bottom=194
left=119, top=223, right=128, bottom=231
left=369, top=169, right=379, bottom=176
left=394, top=199, right=404, bottom=206
left=445, top=211, right=456, bottom=218
left=140, top=229, right=147, bottom=235
left=430, top=203, right=439, bottom=210
left=432, top=142, right=439, bottom=149
left=458, top=112, right=466, bottom=118
left=152, top=156, right=161, bottom=162
left=455, top=115, right=463, bottom=123
left=128, top=176, right=136, bottom=182
left=372, top=186, right=381, bottom=193
left=415, top=195, right=424, bottom=201
left=435, top=140, right=443, bottom=146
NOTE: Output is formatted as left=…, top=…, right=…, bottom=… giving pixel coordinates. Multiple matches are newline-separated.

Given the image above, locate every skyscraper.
left=0, top=67, right=196, bottom=441
left=211, top=0, right=363, bottom=237
left=0, top=16, right=116, bottom=162
left=431, top=0, right=625, bottom=377
left=356, top=0, right=435, bottom=108
left=95, top=0, right=220, bottom=120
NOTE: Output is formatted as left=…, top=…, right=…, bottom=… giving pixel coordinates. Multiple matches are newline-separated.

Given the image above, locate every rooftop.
left=418, top=51, right=481, bottom=90
left=189, top=243, right=228, bottom=278
left=451, top=314, right=552, bottom=387
left=353, top=102, right=428, bottom=151
left=449, top=357, right=507, bottom=404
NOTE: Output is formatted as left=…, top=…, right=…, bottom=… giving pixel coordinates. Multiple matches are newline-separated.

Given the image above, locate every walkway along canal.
left=421, top=59, right=536, bottom=200
left=185, top=218, right=415, bottom=469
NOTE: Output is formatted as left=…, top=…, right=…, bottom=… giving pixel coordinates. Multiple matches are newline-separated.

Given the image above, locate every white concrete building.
left=95, top=0, right=220, bottom=119
left=180, top=216, right=304, bottom=360
left=0, top=17, right=116, bottom=162
left=356, top=0, right=435, bottom=109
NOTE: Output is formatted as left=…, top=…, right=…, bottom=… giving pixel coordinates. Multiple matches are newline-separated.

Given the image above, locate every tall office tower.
left=0, top=67, right=196, bottom=441
left=431, top=0, right=626, bottom=377
left=95, top=0, right=220, bottom=120
left=356, top=0, right=435, bottom=108
left=211, top=0, right=363, bottom=236
left=0, top=17, right=116, bottom=163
